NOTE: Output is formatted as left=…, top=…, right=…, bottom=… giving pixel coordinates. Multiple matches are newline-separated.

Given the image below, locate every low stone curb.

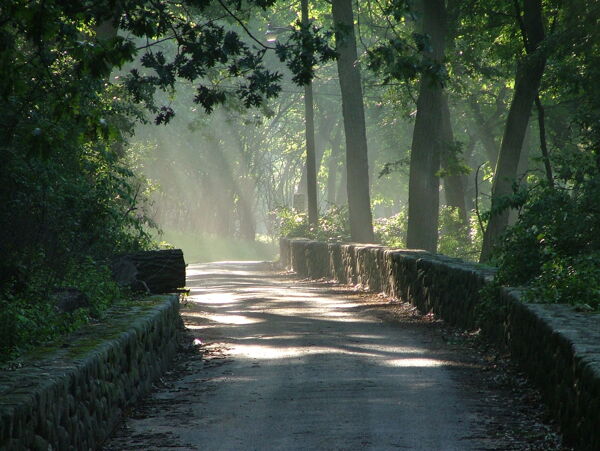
left=280, top=237, right=600, bottom=450
left=0, top=295, right=181, bottom=450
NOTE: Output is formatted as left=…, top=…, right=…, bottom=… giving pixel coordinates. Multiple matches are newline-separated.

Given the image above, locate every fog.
left=121, top=5, right=525, bottom=263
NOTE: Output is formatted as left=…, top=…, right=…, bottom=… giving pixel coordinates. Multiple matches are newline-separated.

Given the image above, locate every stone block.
left=355, top=245, right=384, bottom=292
left=340, top=244, right=357, bottom=284
left=306, top=241, right=329, bottom=279
left=327, top=243, right=344, bottom=282
left=290, top=239, right=310, bottom=276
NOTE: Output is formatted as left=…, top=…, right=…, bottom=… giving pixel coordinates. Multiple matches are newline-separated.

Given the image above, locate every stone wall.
left=0, top=295, right=181, bottom=450
left=280, top=238, right=600, bottom=450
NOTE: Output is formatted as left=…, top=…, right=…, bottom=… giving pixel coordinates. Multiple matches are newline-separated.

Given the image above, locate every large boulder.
left=111, top=249, right=186, bottom=293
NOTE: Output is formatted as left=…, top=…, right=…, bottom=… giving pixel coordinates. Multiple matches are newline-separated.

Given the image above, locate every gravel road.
left=103, top=261, right=566, bottom=451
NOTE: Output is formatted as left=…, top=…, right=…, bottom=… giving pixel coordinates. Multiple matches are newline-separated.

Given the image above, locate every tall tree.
left=302, top=0, right=319, bottom=228
left=406, top=0, right=447, bottom=252
left=480, top=0, right=547, bottom=262
left=440, top=94, right=468, bottom=225
left=327, top=124, right=343, bottom=205
left=331, top=0, right=375, bottom=242
left=297, top=107, right=336, bottom=200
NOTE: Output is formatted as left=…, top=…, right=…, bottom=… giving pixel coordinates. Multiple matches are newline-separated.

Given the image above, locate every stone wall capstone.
left=279, top=237, right=600, bottom=450
left=0, top=295, right=181, bottom=450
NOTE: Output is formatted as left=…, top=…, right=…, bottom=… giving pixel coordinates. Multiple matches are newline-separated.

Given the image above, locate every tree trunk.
left=327, top=125, right=343, bottom=206
left=301, top=0, right=318, bottom=227
left=336, top=156, right=348, bottom=206
left=480, top=0, right=546, bottom=262
left=237, top=178, right=256, bottom=241
left=297, top=110, right=335, bottom=199
left=304, top=80, right=318, bottom=226
left=508, top=122, right=531, bottom=225
left=331, top=0, right=374, bottom=243
left=469, top=104, right=500, bottom=165
left=440, top=93, right=468, bottom=224
left=461, top=135, right=477, bottom=212
left=406, top=0, right=446, bottom=252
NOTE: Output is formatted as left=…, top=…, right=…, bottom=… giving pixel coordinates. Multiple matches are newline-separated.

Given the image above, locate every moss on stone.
left=0, top=295, right=179, bottom=450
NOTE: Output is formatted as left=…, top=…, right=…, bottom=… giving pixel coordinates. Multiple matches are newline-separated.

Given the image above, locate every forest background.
left=1, top=0, right=599, bottom=362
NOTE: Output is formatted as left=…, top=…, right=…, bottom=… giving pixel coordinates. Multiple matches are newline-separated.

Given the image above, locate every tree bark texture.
left=304, top=81, right=318, bottom=226
left=336, top=156, right=348, bottom=206
left=480, top=0, right=546, bottom=262
left=534, top=95, right=554, bottom=187
left=327, top=125, right=343, bottom=206
left=469, top=100, right=501, bottom=165
left=440, top=94, right=468, bottom=225
left=332, top=0, right=374, bottom=243
left=508, top=122, right=531, bottom=226
left=301, top=0, right=318, bottom=227
left=406, top=0, right=446, bottom=252
left=297, top=109, right=336, bottom=203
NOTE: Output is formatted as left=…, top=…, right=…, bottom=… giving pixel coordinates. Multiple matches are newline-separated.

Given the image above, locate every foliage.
left=526, top=253, right=600, bottom=312
left=374, top=211, right=407, bottom=248
left=479, top=0, right=600, bottom=304
left=491, top=178, right=600, bottom=310
left=372, top=206, right=482, bottom=260
left=273, top=206, right=310, bottom=239
left=274, top=21, right=337, bottom=86
left=316, top=206, right=352, bottom=242
left=364, top=1, right=434, bottom=85
left=3, top=0, right=600, bottom=365
left=120, top=1, right=334, bottom=117
left=275, top=203, right=483, bottom=260
left=0, top=260, right=123, bottom=363
left=274, top=205, right=351, bottom=242
left=438, top=207, right=483, bottom=261
left=0, top=0, right=338, bottom=362
left=0, top=41, right=151, bottom=361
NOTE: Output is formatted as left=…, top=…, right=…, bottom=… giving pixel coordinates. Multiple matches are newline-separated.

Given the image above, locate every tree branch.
left=474, top=163, right=486, bottom=236
left=535, top=95, right=554, bottom=187
left=216, top=0, right=276, bottom=50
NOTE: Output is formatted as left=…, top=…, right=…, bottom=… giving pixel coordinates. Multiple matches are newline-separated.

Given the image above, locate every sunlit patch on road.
left=185, top=311, right=264, bottom=325
left=383, top=358, right=448, bottom=368
left=105, top=262, right=566, bottom=450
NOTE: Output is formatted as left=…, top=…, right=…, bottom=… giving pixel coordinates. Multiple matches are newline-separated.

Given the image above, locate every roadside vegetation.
left=2, top=0, right=600, bottom=362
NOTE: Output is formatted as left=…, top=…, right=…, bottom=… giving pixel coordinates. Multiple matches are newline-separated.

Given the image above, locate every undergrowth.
left=491, top=178, right=600, bottom=312
left=275, top=204, right=482, bottom=262
left=0, top=259, right=127, bottom=364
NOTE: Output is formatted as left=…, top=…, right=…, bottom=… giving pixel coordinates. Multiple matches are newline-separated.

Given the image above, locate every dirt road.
left=104, top=261, right=564, bottom=450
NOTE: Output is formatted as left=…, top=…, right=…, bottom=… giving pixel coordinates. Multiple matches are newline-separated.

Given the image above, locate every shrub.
left=493, top=178, right=600, bottom=310
left=438, top=207, right=483, bottom=261
left=0, top=259, right=124, bottom=363
left=273, top=205, right=351, bottom=242
left=374, top=211, right=407, bottom=248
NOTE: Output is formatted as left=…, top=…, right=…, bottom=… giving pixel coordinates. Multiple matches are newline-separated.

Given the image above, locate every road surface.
left=104, top=261, right=563, bottom=450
